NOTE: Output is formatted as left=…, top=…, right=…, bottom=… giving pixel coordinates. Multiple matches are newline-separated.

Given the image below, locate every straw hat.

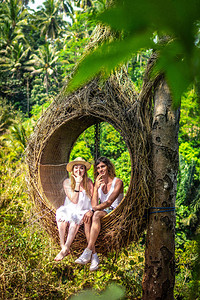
left=66, top=157, right=91, bottom=172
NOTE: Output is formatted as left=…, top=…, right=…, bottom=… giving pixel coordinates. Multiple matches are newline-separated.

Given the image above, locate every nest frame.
left=26, top=64, right=154, bottom=255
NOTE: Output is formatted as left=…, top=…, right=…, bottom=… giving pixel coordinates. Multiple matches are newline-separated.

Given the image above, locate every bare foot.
left=54, top=246, right=70, bottom=261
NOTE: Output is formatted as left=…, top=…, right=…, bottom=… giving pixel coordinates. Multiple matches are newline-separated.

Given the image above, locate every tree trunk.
left=142, top=79, right=180, bottom=300
left=26, top=77, right=30, bottom=117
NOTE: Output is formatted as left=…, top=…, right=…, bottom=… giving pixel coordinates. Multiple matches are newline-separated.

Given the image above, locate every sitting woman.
left=75, top=156, right=124, bottom=271
left=54, top=157, right=93, bottom=261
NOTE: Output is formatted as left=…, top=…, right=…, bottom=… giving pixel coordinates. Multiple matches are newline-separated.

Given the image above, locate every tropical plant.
left=175, top=239, right=200, bottom=299
left=58, top=0, right=74, bottom=16
left=1, top=123, right=27, bottom=155
left=27, top=42, right=60, bottom=94
left=73, top=0, right=93, bottom=9
left=67, top=0, right=200, bottom=108
left=0, top=43, right=31, bottom=79
left=0, top=0, right=28, bottom=48
left=69, top=122, right=131, bottom=190
left=59, top=9, right=96, bottom=75
left=0, top=98, right=15, bottom=135
left=176, top=157, right=200, bottom=241
left=33, top=0, right=69, bottom=41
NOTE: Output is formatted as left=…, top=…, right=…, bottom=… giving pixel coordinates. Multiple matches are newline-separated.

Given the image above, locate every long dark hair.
left=94, top=156, right=116, bottom=180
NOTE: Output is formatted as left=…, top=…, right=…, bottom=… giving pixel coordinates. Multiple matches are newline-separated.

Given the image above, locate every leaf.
left=67, top=0, right=200, bottom=105
left=130, top=260, right=136, bottom=265
left=138, top=256, right=144, bottom=262
left=70, top=283, right=125, bottom=300
left=66, top=30, right=153, bottom=92
left=153, top=41, right=193, bottom=107
left=98, top=0, right=200, bottom=41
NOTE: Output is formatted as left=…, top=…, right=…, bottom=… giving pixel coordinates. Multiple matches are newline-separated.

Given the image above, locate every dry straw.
left=26, top=25, right=156, bottom=255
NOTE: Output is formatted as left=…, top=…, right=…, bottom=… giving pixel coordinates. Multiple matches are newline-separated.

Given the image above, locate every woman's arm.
left=81, top=178, right=94, bottom=223
left=91, top=174, right=102, bottom=207
left=63, top=178, right=81, bottom=204
left=88, top=178, right=94, bottom=199
left=92, top=178, right=123, bottom=211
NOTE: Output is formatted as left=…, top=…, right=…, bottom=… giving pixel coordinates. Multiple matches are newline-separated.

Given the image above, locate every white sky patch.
left=28, top=0, right=44, bottom=11
left=28, top=0, right=77, bottom=23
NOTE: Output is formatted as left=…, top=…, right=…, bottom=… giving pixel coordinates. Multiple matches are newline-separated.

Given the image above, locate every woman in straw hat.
left=75, top=156, right=123, bottom=271
left=55, top=157, right=94, bottom=261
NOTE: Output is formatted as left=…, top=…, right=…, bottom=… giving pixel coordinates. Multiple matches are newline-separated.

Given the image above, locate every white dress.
left=98, top=177, right=123, bottom=212
left=56, top=189, right=92, bottom=225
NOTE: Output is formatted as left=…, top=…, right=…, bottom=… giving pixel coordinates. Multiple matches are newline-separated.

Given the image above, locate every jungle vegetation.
left=0, top=0, right=199, bottom=299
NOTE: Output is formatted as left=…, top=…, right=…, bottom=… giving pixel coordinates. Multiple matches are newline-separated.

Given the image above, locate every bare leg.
left=55, top=221, right=79, bottom=261
left=87, top=211, right=106, bottom=251
left=57, top=221, right=68, bottom=248
left=84, top=221, right=95, bottom=254
left=75, top=213, right=106, bottom=266
left=64, top=222, right=79, bottom=250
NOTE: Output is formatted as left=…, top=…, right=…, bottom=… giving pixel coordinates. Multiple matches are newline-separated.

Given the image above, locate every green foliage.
left=176, top=157, right=200, bottom=243
left=33, top=0, right=69, bottom=41
left=58, top=10, right=96, bottom=76
left=100, top=122, right=131, bottom=192
left=69, top=122, right=131, bottom=190
left=70, top=283, right=125, bottom=300
left=1, top=121, right=29, bottom=156
left=179, top=89, right=200, bottom=174
left=0, top=129, right=143, bottom=298
left=0, top=98, right=15, bottom=135
left=67, top=0, right=200, bottom=107
left=0, top=0, right=108, bottom=113
left=0, top=2, right=199, bottom=299
left=127, top=50, right=152, bottom=92
left=176, top=88, right=200, bottom=245
left=175, top=239, right=200, bottom=299
left=114, top=151, right=131, bottom=193
left=29, top=98, right=52, bottom=120
left=0, top=0, right=97, bottom=113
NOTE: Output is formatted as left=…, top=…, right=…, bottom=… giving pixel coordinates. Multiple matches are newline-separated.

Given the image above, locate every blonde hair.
left=70, top=165, right=91, bottom=198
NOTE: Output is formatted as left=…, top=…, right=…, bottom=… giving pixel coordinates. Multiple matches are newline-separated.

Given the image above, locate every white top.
left=56, top=189, right=91, bottom=224
left=98, top=177, right=123, bottom=210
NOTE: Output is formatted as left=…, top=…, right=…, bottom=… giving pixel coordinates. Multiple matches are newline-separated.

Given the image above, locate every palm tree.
left=0, top=1, right=33, bottom=114
left=34, top=0, right=68, bottom=41
left=1, top=122, right=28, bottom=153
left=27, top=43, right=59, bottom=94
left=0, top=0, right=28, bottom=30
left=10, top=123, right=27, bottom=149
left=0, top=43, right=31, bottom=79
left=73, top=0, right=93, bottom=9
left=0, top=1, right=28, bottom=50
left=73, top=0, right=107, bottom=12
left=0, top=41, right=33, bottom=114
left=58, top=0, right=74, bottom=15
left=0, top=98, right=15, bottom=136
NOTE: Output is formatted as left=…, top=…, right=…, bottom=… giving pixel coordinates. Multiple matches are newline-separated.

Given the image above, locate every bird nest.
left=26, top=27, right=155, bottom=256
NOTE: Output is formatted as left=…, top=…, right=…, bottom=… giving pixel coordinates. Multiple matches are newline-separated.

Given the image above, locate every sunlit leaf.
left=70, top=283, right=125, bottom=300
left=66, top=30, right=153, bottom=92
left=68, top=0, right=200, bottom=105
left=153, top=41, right=194, bottom=107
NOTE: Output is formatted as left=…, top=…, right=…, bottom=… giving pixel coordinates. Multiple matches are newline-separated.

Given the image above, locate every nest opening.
left=26, top=75, right=152, bottom=255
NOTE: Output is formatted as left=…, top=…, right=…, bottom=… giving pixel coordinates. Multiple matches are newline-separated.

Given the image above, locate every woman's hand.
left=71, top=174, right=83, bottom=184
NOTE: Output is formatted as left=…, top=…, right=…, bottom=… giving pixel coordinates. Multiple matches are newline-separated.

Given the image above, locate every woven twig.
left=26, top=27, right=157, bottom=256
